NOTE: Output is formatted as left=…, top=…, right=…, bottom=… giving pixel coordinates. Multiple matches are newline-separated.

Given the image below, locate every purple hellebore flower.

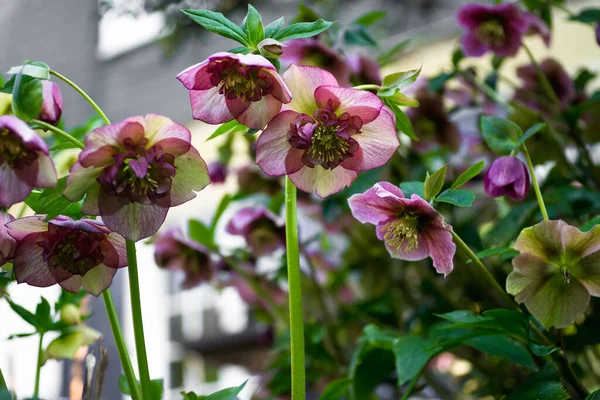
left=226, top=206, right=285, bottom=257
left=345, top=54, right=382, bottom=86
left=208, top=161, right=227, bottom=184
left=0, top=115, right=58, bottom=208
left=456, top=3, right=529, bottom=57
left=63, top=114, right=210, bottom=242
left=176, top=52, right=292, bottom=130
left=256, top=65, right=399, bottom=198
left=0, top=212, right=16, bottom=266
left=523, top=12, right=551, bottom=47
left=484, top=156, right=530, bottom=201
left=38, top=81, right=63, bottom=126
left=154, top=228, right=215, bottom=289
left=514, top=58, right=575, bottom=112
left=348, top=181, right=456, bottom=276
left=6, top=215, right=127, bottom=296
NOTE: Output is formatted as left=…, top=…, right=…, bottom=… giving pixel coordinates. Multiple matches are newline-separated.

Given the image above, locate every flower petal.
left=176, top=59, right=213, bottom=90
left=58, top=275, right=83, bottom=294
left=562, top=224, right=600, bottom=261
left=514, top=220, right=566, bottom=262
left=282, top=64, right=338, bottom=115
left=376, top=219, right=430, bottom=261
left=143, top=114, right=191, bottom=157
left=577, top=250, right=600, bottom=297
left=0, top=163, right=34, bottom=208
left=348, top=181, right=404, bottom=225
left=99, top=195, right=169, bottom=241
left=81, top=264, right=117, bottom=296
left=461, top=33, right=488, bottom=57
left=263, top=69, right=292, bottom=104
left=236, top=95, right=283, bottom=130
left=256, top=110, right=300, bottom=176
left=170, top=146, right=210, bottom=207
left=0, top=212, right=16, bottom=264
left=421, top=224, right=456, bottom=276
left=506, top=253, right=551, bottom=303
left=289, top=165, right=358, bottom=198
left=314, top=86, right=383, bottom=124
left=13, top=233, right=57, bottom=287
left=33, top=154, right=58, bottom=188
left=189, top=87, right=236, bottom=125
left=6, top=215, right=48, bottom=241
left=63, top=163, right=103, bottom=202
left=79, top=118, right=145, bottom=167
left=104, top=232, right=128, bottom=268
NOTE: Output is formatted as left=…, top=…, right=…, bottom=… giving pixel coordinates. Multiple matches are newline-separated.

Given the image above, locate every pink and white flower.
left=177, top=52, right=292, bottom=130
left=256, top=65, right=399, bottom=198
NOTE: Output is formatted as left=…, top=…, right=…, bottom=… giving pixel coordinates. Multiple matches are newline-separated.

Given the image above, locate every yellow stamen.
left=381, top=215, right=420, bottom=252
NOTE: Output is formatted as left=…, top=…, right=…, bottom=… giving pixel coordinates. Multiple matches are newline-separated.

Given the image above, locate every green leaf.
left=210, top=194, right=232, bottom=235
left=344, top=25, right=377, bottom=47
left=319, top=379, right=351, bottom=400
left=581, top=216, right=600, bottom=232
left=382, top=90, right=419, bottom=107
left=227, top=46, right=250, bottom=54
left=353, top=10, right=386, bottom=27
left=206, top=120, right=246, bottom=141
left=379, top=67, right=422, bottom=97
left=348, top=342, right=395, bottom=400
left=189, top=219, right=214, bottom=249
left=35, top=297, right=52, bottom=331
left=44, top=327, right=102, bottom=364
left=466, top=335, right=537, bottom=370
left=12, top=67, right=43, bottom=122
left=377, top=39, right=411, bottom=67
left=480, top=115, right=521, bottom=155
left=530, top=343, right=560, bottom=357
left=182, top=9, right=249, bottom=46
left=569, top=8, right=600, bottom=23
left=428, top=72, right=455, bottom=92
left=383, top=99, right=418, bottom=140
left=6, top=299, right=39, bottom=329
left=586, top=390, right=600, bottom=400
left=399, top=181, right=424, bottom=198
left=424, top=165, right=447, bottom=201
left=264, top=16, right=285, bottom=37
left=451, top=161, right=485, bottom=190
left=393, top=335, right=438, bottom=386
left=473, top=247, right=519, bottom=261
left=202, top=380, right=247, bottom=400
left=515, top=123, right=545, bottom=148
left=120, top=376, right=163, bottom=400
left=272, top=19, right=333, bottom=42
left=245, top=128, right=259, bottom=136
left=435, top=189, right=475, bottom=207
left=24, top=177, right=79, bottom=221
left=451, top=48, right=464, bottom=67
left=505, top=364, right=569, bottom=400
left=242, top=4, right=264, bottom=46
left=6, top=62, right=50, bottom=80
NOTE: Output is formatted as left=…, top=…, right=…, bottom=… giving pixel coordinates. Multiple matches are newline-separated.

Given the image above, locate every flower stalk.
left=522, top=145, right=549, bottom=220
left=31, top=119, right=84, bottom=150
left=33, top=332, right=44, bottom=399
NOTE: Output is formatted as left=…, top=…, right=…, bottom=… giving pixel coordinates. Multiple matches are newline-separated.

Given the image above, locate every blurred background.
left=0, top=0, right=598, bottom=399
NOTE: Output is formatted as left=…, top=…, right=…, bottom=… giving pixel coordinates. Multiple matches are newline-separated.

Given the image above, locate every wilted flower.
left=507, top=220, right=600, bottom=329
left=346, top=54, right=382, bottom=86
left=208, top=161, right=227, bottom=184
left=226, top=206, right=285, bottom=257
left=0, top=212, right=16, bottom=266
left=6, top=215, right=127, bottom=296
left=457, top=3, right=528, bottom=57
left=154, top=227, right=215, bottom=289
left=0, top=115, right=58, bottom=207
left=348, top=182, right=456, bottom=276
left=514, top=58, right=575, bottom=112
left=176, top=52, right=292, bottom=130
left=484, top=156, right=530, bottom=201
left=523, top=12, right=551, bottom=47
left=256, top=65, right=399, bottom=198
left=38, top=80, right=63, bottom=126
left=63, top=114, right=210, bottom=241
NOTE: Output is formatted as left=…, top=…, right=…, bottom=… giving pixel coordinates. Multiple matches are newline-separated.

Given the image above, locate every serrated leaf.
left=12, top=67, right=43, bottom=122
left=182, top=9, right=249, bottom=46
left=399, top=181, right=424, bottom=198
left=272, top=19, right=333, bottom=42
left=451, top=161, right=485, bottom=190
left=435, top=189, right=475, bottom=207
left=379, top=67, right=422, bottom=97
left=480, top=115, right=521, bottom=155
left=242, top=4, right=264, bottom=46
left=515, top=123, right=545, bottom=148
left=424, top=165, right=447, bottom=201
left=319, top=379, right=351, bottom=400
left=353, top=10, right=386, bottom=27
left=264, top=16, right=285, bottom=37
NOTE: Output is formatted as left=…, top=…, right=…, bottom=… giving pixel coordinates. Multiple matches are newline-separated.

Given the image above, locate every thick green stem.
left=102, top=289, right=142, bottom=400
left=33, top=332, right=44, bottom=399
left=49, top=70, right=111, bottom=125
left=285, top=177, right=305, bottom=400
left=126, top=240, right=152, bottom=399
left=522, top=145, right=549, bottom=221
left=31, top=119, right=85, bottom=149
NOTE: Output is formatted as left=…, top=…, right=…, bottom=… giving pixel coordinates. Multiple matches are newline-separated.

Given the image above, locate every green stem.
left=102, top=289, right=142, bottom=400
left=0, top=367, right=7, bottom=390
left=522, top=145, right=549, bottom=220
left=126, top=240, right=152, bottom=399
left=33, top=332, right=44, bottom=399
left=401, top=363, right=427, bottom=400
left=49, top=70, right=111, bottom=125
left=31, top=119, right=85, bottom=149
left=285, top=177, right=306, bottom=400
left=352, top=84, right=380, bottom=91
left=522, top=43, right=561, bottom=108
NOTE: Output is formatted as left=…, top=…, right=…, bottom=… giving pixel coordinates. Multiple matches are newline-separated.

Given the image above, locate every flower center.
left=41, top=225, right=106, bottom=276
left=207, top=58, right=273, bottom=102
left=380, top=214, right=420, bottom=253
left=476, top=20, right=506, bottom=47
left=97, top=137, right=176, bottom=205
left=0, top=128, right=39, bottom=169
left=287, top=102, right=362, bottom=170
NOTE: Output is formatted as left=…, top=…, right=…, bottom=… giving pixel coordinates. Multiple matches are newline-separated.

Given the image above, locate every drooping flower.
left=38, top=81, right=63, bottom=126
left=507, top=220, right=600, bottom=329
left=256, top=65, right=399, bottom=198
left=154, top=227, right=215, bottom=289
left=226, top=206, right=285, bottom=257
left=523, top=12, right=551, bottom=47
left=0, top=115, right=58, bottom=208
left=484, top=156, right=530, bottom=201
left=176, top=52, right=292, bottom=130
left=0, top=212, right=16, bottom=267
left=63, top=114, right=210, bottom=241
left=346, top=54, right=382, bottom=86
left=456, top=3, right=529, bottom=57
left=348, top=182, right=456, bottom=275
left=208, top=161, right=227, bottom=184
left=514, top=58, right=575, bottom=112
left=6, top=215, right=127, bottom=296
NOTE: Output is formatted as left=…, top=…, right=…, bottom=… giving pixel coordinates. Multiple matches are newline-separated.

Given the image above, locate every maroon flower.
left=154, top=228, right=215, bottom=289
left=0, top=212, right=16, bottom=266
left=514, top=58, right=575, bottom=112
left=484, top=156, right=530, bottom=201
left=225, top=206, right=285, bottom=257
left=6, top=215, right=127, bottom=296
left=457, top=3, right=529, bottom=57
left=208, top=161, right=227, bottom=184
left=523, top=12, right=551, bottom=47
left=38, top=81, right=63, bottom=126
left=0, top=115, right=58, bottom=208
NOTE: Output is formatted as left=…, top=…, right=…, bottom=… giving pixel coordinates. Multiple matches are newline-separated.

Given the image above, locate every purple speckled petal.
left=0, top=165, right=35, bottom=208
left=235, top=95, right=283, bottom=130
left=289, top=165, right=358, bottom=198
left=6, top=215, right=48, bottom=241
left=314, top=86, right=383, bottom=124
left=143, top=114, right=191, bottom=156
left=189, top=87, right=236, bottom=124
left=38, top=80, right=63, bottom=126
left=13, top=232, right=57, bottom=287
left=176, top=58, right=213, bottom=90
left=256, top=110, right=300, bottom=176
left=348, top=181, right=405, bottom=225
left=79, top=118, right=145, bottom=168
left=0, top=212, right=16, bottom=265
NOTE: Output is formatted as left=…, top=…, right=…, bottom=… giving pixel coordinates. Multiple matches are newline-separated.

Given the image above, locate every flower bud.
left=60, top=303, right=81, bottom=326
left=208, top=161, right=227, bottom=184
left=37, top=80, right=63, bottom=126
left=484, top=156, right=530, bottom=201
left=258, top=38, right=284, bottom=58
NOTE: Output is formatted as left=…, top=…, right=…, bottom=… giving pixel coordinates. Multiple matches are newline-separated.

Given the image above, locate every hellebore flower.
left=514, top=58, right=575, bottom=112
left=0, top=212, right=16, bottom=267
left=457, top=3, right=528, bottom=57
left=208, top=161, right=227, bottom=184
left=0, top=115, right=58, bottom=208
left=348, top=182, right=456, bottom=275
left=6, top=215, right=127, bottom=296
left=523, top=12, right=551, bottom=47
left=154, top=228, right=215, bottom=289
left=256, top=65, right=399, bottom=198
left=346, top=54, right=382, bottom=86
left=226, top=206, right=285, bottom=257
left=484, top=156, right=530, bottom=201
left=176, top=52, right=292, bottom=130
left=596, top=24, right=600, bottom=46
left=281, top=39, right=352, bottom=87
left=63, top=114, right=210, bottom=241
left=37, top=81, right=63, bottom=126
left=507, top=220, right=600, bottom=329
